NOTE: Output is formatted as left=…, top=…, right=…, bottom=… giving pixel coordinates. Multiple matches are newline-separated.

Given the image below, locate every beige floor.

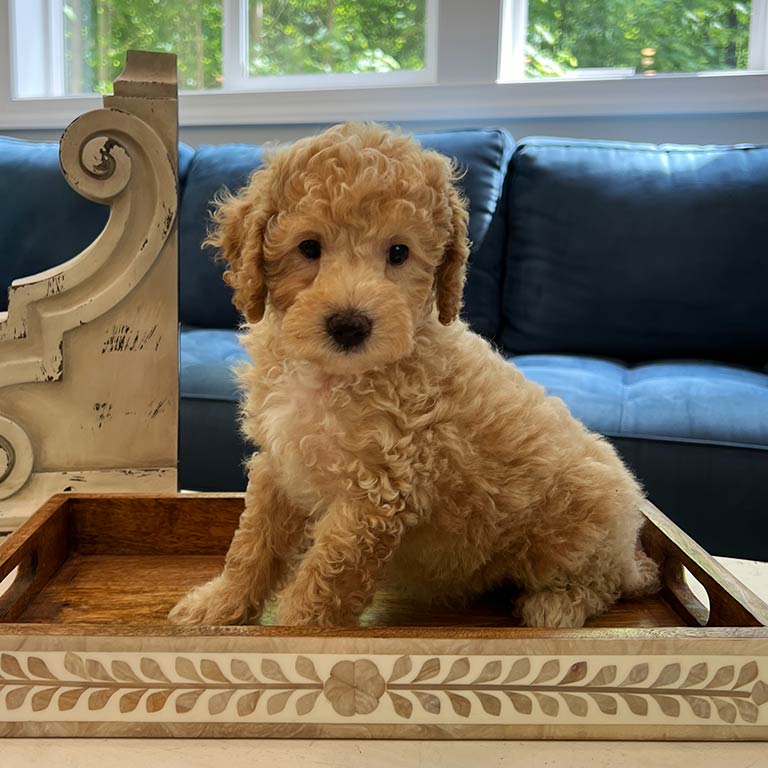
left=1, top=737, right=767, bottom=768
left=1, top=557, right=767, bottom=767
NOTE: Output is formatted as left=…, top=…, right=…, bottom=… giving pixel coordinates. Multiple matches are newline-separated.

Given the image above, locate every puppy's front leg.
left=276, top=500, right=404, bottom=626
left=169, top=457, right=303, bottom=625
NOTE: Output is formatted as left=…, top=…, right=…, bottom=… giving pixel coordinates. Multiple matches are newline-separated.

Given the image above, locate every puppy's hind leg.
left=517, top=545, right=660, bottom=628
left=516, top=581, right=618, bottom=628
left=516, top=551, right=627, bottom=628
left=619, top=545, right=661, bottom=598
left=169, top=456, right=304, bottom=626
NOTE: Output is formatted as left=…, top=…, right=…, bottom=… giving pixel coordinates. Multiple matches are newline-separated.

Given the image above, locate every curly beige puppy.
left=169, top=123, right=659, bottom=629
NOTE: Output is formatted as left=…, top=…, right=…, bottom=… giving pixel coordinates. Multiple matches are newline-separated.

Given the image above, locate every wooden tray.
left=1, top=493, right=767, bottom=740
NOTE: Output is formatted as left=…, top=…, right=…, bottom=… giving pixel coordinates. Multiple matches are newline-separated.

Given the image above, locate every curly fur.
left=169, top=122, right=659, bottom=629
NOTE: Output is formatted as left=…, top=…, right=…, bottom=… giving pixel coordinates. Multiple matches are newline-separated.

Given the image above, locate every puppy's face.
left=208, top=123, right=469, bottom=374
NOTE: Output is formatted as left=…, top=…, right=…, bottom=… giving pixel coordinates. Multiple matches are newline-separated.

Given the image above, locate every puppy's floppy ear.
left=205, top=167, right=272, bottom=323
left=435, top=176, right=470, bottom=325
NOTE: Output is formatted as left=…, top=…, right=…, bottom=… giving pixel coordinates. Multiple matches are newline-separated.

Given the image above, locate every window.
left=2, top=0, right=768, bottom=129
left=501, top=0, right=768, bottom=80
left=527, top=0, right=752, bottom=77
left=244, top=1, right=427, bottom=78
left=12, top=0, right=432, bottom=98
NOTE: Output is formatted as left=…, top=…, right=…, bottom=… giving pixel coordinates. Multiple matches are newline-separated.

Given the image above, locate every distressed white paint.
left=0, top=51, right=179, bottom=523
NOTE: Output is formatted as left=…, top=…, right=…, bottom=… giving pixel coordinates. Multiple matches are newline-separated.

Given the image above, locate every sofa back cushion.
left=500, top=137, right=768, bottom=365
left=0, top=137, right=195, bottom=312
left=0, top=136, right=107, bottom=311
left=179, top=128, right=514, bottom=338
left=179, top=144, right=265, bottom=330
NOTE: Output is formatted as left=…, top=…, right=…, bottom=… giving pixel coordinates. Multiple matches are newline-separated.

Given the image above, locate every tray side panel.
left=0, top=635, right=766, bottom=740
left=69, top=495, right=243, bottom=555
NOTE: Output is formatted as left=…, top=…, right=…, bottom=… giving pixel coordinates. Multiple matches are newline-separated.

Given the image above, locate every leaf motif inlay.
left=262, top=659, right=289, bottom=683
left=705, top=665, right=735, bottom=690
left=443, top=658, right=470, bottom=685
left=531, top=660, right=560, bottom=685
left=200, top=659, right=229, bottom=684
left=0, top=654, right=27, bottom=680
left=389, top=656, right=412, bottom=683
left=295, top=656, right=321, bottom=682
left=734, top=661, right=758, bottom=690
left=412, top=658, right=440, bottom=683
left=389, top=691, right=413, bottom=718
left=208, top=689, right=235, bottom=715
left=473, top=660, right=502, bottom=685
left=140, top=658, right=170, bottom=683
left=236, top=691, right=262, bottom=717
left=295, top=690, right=321, bottom=715
left=27, top=657, right=56, bottom=680
left=175, top=689, right=203, bottom=715
left=413, top=690, right=441, bottom=714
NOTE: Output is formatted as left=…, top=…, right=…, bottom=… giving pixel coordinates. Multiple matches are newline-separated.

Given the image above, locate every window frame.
left=1, top=0, right=768, bottom=130
left=500, top=0, right=768, bottom=81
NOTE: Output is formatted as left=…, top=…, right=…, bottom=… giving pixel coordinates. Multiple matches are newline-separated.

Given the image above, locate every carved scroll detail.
left=0, top=108, right=177, bottom=389
left=0, top=417, right=33, bottom=499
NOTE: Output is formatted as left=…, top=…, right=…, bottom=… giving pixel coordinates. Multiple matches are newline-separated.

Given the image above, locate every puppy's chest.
left=257, top=368, right=438, bottom=502
left=259, top=369, right=350, bottom=449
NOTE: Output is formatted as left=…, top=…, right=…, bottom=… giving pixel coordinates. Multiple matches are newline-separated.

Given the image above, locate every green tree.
left=526, top=0, right=752, bottom=77
left=246, top=0, right=425, bottom=76
left=64, top=0, right=223, bottom=94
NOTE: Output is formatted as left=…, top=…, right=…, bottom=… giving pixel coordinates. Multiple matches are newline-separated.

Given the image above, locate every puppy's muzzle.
left=326, top=310, right=373, bottom=350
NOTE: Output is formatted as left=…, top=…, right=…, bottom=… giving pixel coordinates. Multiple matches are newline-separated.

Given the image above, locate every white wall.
left=4, top=112, right=768, bottom=147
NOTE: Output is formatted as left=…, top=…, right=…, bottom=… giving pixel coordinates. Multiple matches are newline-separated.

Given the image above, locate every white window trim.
left=751, top=0, right=768, bottom=69
left=1, top=0, right=768, bottom=130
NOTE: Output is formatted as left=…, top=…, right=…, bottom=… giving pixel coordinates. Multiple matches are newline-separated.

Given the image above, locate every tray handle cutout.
left=641, top=501, right=768, bottom=628
left=660, top=558, right=711, bottom=627
left=0, top=495, right=71, bottom=622
left=0, top=553, right=38, bottom=621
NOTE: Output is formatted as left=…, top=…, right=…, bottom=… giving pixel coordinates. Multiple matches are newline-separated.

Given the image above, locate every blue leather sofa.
left=1, top=130, right=767, bottom=559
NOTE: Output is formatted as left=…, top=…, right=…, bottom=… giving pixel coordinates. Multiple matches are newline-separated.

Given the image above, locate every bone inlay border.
left=1, top=652, right=766, bottom=728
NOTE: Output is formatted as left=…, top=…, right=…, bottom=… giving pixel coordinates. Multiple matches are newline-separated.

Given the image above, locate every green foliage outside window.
left=64, top=0, right=223, bottom=93
left=247, top=1, right=426, bottom=76
left=62, top=0, right=752, bottom=95
left=526, top=0, right=752, bottom=77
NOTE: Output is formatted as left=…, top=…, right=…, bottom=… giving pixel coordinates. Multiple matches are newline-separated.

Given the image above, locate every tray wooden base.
left=1, top=494, right=767, bottom=740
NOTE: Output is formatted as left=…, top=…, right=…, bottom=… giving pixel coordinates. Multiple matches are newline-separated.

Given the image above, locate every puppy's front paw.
left=168, top=576, right=253, bottom=626
left=276, top=591, right=350, bottom=627
left=275, top=597, right=322, bottom=627
left=517, top=589, right=589, bottom=628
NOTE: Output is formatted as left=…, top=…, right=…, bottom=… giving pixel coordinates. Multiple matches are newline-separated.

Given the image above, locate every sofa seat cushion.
left=180, top=331, right=768, bottom=450
left=513, top=355, right=768, bottom=449
left=180, top=328, right=248, bottom=401
left=179, top=328, right=250, bottom=491
left=178, top=129, right=514, bottom=338
left=501, top=137, right=768, bottom=366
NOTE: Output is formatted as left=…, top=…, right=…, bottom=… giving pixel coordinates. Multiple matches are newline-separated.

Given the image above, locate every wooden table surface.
left=1, top=556, right=767, bottom=768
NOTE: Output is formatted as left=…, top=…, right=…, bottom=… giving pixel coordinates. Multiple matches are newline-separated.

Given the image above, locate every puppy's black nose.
left=326, top=311, right=373, bottom=349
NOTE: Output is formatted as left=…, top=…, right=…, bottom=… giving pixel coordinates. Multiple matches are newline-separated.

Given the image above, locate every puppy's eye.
left=388, top=243, right=409, bottom=266
left=299, top=239, right=321, bottom=260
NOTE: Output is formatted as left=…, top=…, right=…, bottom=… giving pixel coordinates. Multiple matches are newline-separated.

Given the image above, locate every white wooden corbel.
left=0, top=51, right=180, bottom=528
